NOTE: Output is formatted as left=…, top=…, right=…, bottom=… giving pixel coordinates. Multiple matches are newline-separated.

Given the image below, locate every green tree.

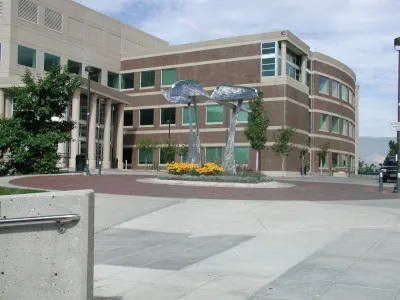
left=244, top=91, right=270, bottom=171
left=359, top=160, right=365, bottom=169
left=0, top=65, right=81, bottom=174
left=389, top=140, right=398, bottom=156
left=136, top=137, right=157, bottom=167
left=160, top=139, right=178, bottom=163
left=176, top=144, right=189, bottom=162
left=272, top=127, right=296, bottom=177
left=316, top=143, right=330, bottom=174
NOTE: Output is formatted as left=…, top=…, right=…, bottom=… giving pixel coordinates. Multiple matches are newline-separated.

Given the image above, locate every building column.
left=301, top=55, right=307, bottom=84
left=0, top=89, right=5, bottom=117
left=355, top=85, right=360, bottom=175
left=69, top=89, right=81, bottom=170
left=102, top=99, right=112, bottom=169
left=281, top=41, right=287, bottom=76
left=5, top=96, right=12, bottom=118
left=115, top=103, right=124, bottom=169
left=88, top=93, right=98, bottom=170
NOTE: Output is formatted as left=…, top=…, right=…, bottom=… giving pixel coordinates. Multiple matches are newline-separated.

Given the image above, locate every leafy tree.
left=0, top=65, right=81, bottom=174
left=136, top=137, right=157, bottom=167
left=244, top=91, right=270, bottom=171
left=160, top=139, right=178, bottom=163
left=389, top=140, right=398, bottom=156
left=176, top=144, right=189, bottom=162
left=272, top=127, right=296, bottom=177
left=316, top=143, right=330, bottom=174
left=359, top=160, right=365, bottom=169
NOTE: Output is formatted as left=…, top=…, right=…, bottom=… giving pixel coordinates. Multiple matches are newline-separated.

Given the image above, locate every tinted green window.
left=124, top=110, right=133, bottom=126
left=320, top=114, right=328, bottom=131
left=238, top=104, right=249, bottom=122
left=89, top=67, right=102, bottom=84
left=108, top=72, right=120, bottom=89
left=306, top=73, right=312, bottom=94
left=206, top=147, right=223, bottom=163
left=68, top=60, right=82, bottom=75
left=341, top=85, right=348, bottom=101
left=206, top=105, right=224, bottom=123
left=18, top=45, right=36, bottom=68
left=332, top=80, right=339, bottom=97
left=183, top=106, right=196, bottom=124
left=162, top=68, right=177, bottom=86
left=161, top=107, right=176, bottom=125
left=141, top=70, right=155, bottom=88
left=332, top=116, right=339, bottom=133
left=262, top=42, right=275, bottom=54
left=234, top=146, right=249, bottom=165
left=139, top=149, right=153, bottom=164
left=332, top=153, right=339, bottom=168
left=121, top=73, right=134, bottom=89
left=140, top=109, right=154, bottom=126
left=160, top=149, right=174, bottom=164
left=44, top=53, right=60, bottom=71
left=319, top=76, right=329, bottom=94
left=262, top=57, right=275, bottom=77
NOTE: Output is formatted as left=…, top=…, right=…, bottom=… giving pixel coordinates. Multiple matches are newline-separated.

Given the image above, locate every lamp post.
left=84, top=66, right=94, bottom=176
left=168, top=118, right=171, bottom=140
left=394, top=37, right=400, bottom=193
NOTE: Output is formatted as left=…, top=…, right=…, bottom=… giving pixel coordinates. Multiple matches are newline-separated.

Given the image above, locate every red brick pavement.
left=10, top=175, right=400, bottom=201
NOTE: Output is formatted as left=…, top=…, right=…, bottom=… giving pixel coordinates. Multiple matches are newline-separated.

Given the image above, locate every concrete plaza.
left=6, top=174, right=400, bottom=299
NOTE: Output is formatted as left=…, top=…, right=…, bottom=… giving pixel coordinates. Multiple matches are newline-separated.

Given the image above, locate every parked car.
left=380, top=156, right=397, bottom=182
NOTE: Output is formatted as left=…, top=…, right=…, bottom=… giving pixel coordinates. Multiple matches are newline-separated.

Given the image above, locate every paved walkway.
left=10, top=174, right=399, bottom=200
left=3, top=174, right=400, bottom=299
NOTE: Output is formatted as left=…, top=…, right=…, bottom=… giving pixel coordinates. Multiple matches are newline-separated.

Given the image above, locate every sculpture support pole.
left=193, top=97, right=202, bottom=165
left=187, top=102, right=196, bottom=163
left=222, top=100, right=242, bottom=175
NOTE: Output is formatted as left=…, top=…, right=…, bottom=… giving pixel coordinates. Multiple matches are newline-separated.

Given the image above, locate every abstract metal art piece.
left=162, top=81, right=257, bottom=174
left=211, top=85, right=257, bottom=175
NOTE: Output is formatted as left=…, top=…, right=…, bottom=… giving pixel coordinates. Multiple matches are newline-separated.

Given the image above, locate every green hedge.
left=158, top=173, right=274, bottom=183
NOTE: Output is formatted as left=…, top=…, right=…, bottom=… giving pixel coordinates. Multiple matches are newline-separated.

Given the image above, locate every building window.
left=121, top=73, right=134, bottom=89
left=262, top=57, right=275, bottom=77
left=332, top=153, right=339, bottom=168
left=320, top=153, right=328, bottom=168
left=235, top=146, right=249, bottom=165
left=79, top=95, right=87, bottom=121
left=183, top=106, right=196, bottom=125
left=332, top=80, right=339, bottom=98
left=18, top=0, right=38, bottom=24
left=342, top=119, right=348, bottom=136
left=349, top=91, right=353, bottom=105
left=319, top=76, right=329, bottom=94
left=124, top=110, right=133, bottom=126
left=67, top=60, right=82, bottom=75
left=79, top=123, right=87, bottom=138
left=262, top=42, right=275, bottom=55
left=206, top=105, right=224, bottom=123
left=349, top=123, right=354, bottom=138
left=162, top=68, right=177, bottom=86
left=18, top=45, right=36, bottom=68
left=44, top=53, right=60, bottom=71
left=342, top=154, right=347, bottom=167
left=238, top=104, right=249, bottom=122
left=138, top=149, right=153, bottom=164
left=108, top=72, right=120, bottom=89
left=306, top=59, right=312, bottom=71
left=139, top=109, right=154, bottom=126
left=332, top=116, right=339, bottom=133
left=206, top=147, right=223, bottom=163
left=89, top=67, right=102, bottom=84
left=286, top=49, right=301, bottom=81
left=319, top=114, right=329, bottom=131
left=341, top=85, right=348, bottom=101
left=141, top=70, right=155, bottom=88
left=160, top=149, right=174, bottom=165
left=161, top=107, right=176, bottom=125
left=306, top=73, right=312, bottom=94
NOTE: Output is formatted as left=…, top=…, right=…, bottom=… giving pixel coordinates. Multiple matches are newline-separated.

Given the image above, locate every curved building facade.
left=121, top=31, right=358, bottom=175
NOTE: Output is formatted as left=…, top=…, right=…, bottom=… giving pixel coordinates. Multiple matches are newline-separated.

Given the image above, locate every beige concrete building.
left=0, top=0, right=167, bottom=169
left=0, top=0, right=359, bottom=174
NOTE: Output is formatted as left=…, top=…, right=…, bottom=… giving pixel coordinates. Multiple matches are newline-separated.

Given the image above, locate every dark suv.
left=380, top=156, right=397, bottom=182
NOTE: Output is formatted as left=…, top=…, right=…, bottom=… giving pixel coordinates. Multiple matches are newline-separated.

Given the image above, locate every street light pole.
left=84, top=66, right=94, bottom=176
left=168, top=118, right=171, bottom=140
left=394, top=37, right=400, bottom=193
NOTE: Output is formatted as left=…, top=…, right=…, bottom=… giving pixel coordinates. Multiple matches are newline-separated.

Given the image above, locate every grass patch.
left=158, top=173, right=274, bottom=184
left=0, top=187, right=47, bottom=195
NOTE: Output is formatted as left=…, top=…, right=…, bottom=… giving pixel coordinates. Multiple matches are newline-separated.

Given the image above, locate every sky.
left=76, top=0, right=400, bottom=138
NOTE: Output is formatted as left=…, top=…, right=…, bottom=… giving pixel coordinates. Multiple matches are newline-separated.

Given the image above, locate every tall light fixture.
left=84, top=66, right=95, bottom=176
left=394, top=37, right=400, bottom=193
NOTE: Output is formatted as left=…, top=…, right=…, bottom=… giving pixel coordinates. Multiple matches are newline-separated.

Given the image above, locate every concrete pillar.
left=355, top=85, right=360, bottom=174
left=102, top=99, right=112, bottom=169
left=116, top=103, right=124, bottom=169
left=5, top=96, right=12, bottom=118
left=301, top=55, right=307, bottom=84
left=0, top=88, right=5, bottom=117
left=88, top=93, right=98, bottom=170
left=69, top=89, right=81, bottom=170
left=281, top=41, right=287, bottom=76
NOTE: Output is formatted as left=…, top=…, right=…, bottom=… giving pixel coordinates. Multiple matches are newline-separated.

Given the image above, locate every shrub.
left=158, top=173, right=274, bottom=183
left=167, top=162, right=223, bottom=176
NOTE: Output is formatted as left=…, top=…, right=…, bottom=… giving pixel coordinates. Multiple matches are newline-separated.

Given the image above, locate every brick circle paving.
left=10, top=175, right=400, bottom=201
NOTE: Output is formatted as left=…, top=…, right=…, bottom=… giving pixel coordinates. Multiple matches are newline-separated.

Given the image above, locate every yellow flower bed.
left=167, top=162, right=223, bottom=176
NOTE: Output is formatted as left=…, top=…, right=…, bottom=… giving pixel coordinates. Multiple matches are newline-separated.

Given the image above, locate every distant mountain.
left=359, top=137, right=395, bottom=164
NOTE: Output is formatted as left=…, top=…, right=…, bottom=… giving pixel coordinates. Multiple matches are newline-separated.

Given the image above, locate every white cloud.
left=77, top=0, right=400, bottom=137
